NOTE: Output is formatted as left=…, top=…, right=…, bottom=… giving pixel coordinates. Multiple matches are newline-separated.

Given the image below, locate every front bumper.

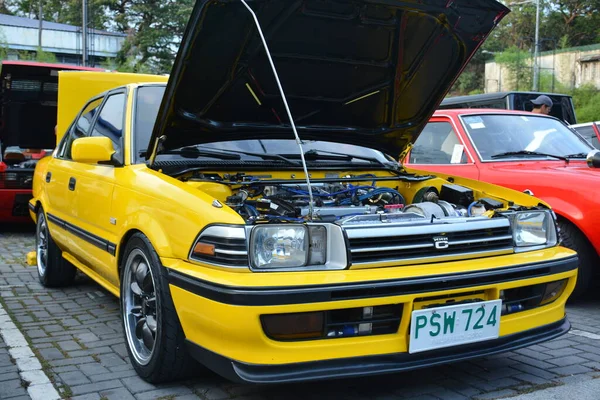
left=187, top=317, right=570, bottom=383
left=167, top=252, right=577, bottom=382
left=0, top=190, right=33, bottom=222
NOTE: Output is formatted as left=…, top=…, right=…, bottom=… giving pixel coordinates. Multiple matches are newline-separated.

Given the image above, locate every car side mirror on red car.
left=586, top=150, right=600, bottom=168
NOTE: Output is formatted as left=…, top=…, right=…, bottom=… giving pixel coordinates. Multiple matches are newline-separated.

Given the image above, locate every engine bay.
left=183, top=173, right=508, bottom=224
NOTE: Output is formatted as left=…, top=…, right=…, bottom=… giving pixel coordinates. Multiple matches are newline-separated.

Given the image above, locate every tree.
left=8, top=0, right=112, bottom=30
left=494, top=46, right=533, bottom=91
left=114, top=0, right=194, bottom=74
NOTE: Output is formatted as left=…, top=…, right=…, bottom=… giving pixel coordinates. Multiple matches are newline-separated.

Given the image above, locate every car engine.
left=221, top=178, right=505, bottom=224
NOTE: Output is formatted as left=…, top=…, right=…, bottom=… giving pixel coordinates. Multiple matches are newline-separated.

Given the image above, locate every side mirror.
left=586, top=150, right=600, bottom=168
left=72, top=137, right=115, bottom=164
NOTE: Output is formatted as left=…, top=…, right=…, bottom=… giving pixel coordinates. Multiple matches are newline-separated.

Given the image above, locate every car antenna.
left=239, top=0, right=315, bottom=221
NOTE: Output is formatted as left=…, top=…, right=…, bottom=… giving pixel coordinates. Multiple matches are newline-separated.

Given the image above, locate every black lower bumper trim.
left=187, top=317, right=570, bottom=383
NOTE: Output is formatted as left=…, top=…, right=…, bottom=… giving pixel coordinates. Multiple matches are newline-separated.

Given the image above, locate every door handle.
left=68, top=177, right=76, bottom=191
left=45, top=172, right=51, bottom=183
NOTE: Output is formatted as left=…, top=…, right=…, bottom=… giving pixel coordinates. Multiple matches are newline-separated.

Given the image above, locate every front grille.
left=191, top=234, right=248, bottom=267
left=345, top=218, right=513, bottom=266
left=0, top=170, right=34, bottom=189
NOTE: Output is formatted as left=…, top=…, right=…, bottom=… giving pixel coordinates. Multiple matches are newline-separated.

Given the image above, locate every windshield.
left=134, top=85, right=392, bottom=165
left=461, top=114, right=593, bottom=161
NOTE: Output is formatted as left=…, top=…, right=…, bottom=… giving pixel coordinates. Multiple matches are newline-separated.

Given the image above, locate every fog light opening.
left=541, top=279, right=568, bottom=305
left=261, top=312, right=324, bottom=340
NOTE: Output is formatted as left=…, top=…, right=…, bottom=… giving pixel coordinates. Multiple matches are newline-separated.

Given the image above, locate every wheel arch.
left=550, top=201, right=600, bottom=257
left=116, top=221, right=173, bottom=277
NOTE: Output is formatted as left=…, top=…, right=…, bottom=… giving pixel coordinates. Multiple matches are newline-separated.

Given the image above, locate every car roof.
left=433, top=108, right=554, bottom=117
left=570, top=122, right=598, bottom=128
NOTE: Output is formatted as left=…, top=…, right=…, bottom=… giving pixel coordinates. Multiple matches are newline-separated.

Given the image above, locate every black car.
left=439, top=91, right=577, bottom=124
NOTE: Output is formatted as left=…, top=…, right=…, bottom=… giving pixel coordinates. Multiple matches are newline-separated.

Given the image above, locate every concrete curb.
left=0, top=297, right=61, bottom=400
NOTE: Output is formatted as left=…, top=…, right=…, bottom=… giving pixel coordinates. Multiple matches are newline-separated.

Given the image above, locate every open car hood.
left=0, top=61, right=102, bottom=149
left=150, top=0, right=508, bottom=159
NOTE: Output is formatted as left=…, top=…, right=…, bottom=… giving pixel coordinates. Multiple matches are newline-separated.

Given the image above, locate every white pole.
left=82, top=0, right=88, bottom=66
left=532, top=0, right=540, bottom=91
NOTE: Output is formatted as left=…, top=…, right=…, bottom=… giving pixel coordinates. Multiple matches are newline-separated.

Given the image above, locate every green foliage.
left=9, top=0, right=110, bottom=30
left=114, top=0, right=194, bottom=74
left=0, top=29, right=9, bottom=60
left=35, top=47, right=57, bottom=63
left=570, top=84, right=600, bottom=123
left=17, top=47, right=57, bottom=63
left=494, top=46, right=533, bottom=91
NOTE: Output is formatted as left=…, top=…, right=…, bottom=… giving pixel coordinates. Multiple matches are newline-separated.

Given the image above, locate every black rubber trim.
left=168, top=255, right=578, bottom=306
left=186, top=317, right=570, bottom=383
left=47, top=213, right=117, bottom=256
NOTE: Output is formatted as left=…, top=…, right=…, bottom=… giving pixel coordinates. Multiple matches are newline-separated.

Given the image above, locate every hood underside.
left=151, top=0, right=509, bottom=158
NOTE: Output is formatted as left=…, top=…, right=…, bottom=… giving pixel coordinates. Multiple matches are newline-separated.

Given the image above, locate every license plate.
left=409, top=299, right=502, bottom=353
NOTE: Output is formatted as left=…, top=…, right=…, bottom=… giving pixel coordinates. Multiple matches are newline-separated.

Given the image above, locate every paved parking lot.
left=1, top=228, right=599, bottom=400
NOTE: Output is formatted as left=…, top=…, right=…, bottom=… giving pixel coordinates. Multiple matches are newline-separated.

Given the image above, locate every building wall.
left=1, top=26, right=123, bottom=58
left=484, top=45, right=600, bottom=92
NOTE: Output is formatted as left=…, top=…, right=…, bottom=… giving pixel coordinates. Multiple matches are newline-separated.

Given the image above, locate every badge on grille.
left=433, top=236, right=449, bottom=249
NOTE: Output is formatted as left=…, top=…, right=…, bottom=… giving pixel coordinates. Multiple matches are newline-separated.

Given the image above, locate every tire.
left=36, top=208, right=76, bottom=287
left=120, top=233, right=194, bottom=383
left=558, top=219, right=598, bottom=299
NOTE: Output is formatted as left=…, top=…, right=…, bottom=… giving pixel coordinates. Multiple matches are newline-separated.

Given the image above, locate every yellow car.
left=30, top=0, right=577, bottom=384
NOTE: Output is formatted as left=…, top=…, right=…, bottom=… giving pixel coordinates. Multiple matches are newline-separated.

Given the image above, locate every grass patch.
left=20, top=378, right=30, bottom=388
left=25, top=310, right=40, bottom=323
left=512, top=381, right=563, bottom=395
left=91, top=353, right=101, bottom=362
left=51, top=341, right=70, bottom=359
left=58, top=383, right=73, bottom=398
left=73, top=336, right=89, bottom=350
left=0, top=296, right=56, bottom=384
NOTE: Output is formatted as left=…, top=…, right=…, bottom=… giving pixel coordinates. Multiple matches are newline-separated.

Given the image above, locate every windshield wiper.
left=282, top=149, right=396, bottom=168
left=195, top=146, right=299, bottom=165
left=564, top=152, right=588, bottom=159
left=491, top=150, right=568, bottom=162
left=140, top=147, right=241, bottom=160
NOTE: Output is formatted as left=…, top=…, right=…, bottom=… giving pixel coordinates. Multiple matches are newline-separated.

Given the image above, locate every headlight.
left=512, top=211, right=558, bottom=250
left=251, top=225, right=309, bottom=269
left=250, top=224, right=346, bottom=271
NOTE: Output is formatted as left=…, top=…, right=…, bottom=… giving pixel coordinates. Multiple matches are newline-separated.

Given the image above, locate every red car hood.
left=489, top=160, right=600, bottom=181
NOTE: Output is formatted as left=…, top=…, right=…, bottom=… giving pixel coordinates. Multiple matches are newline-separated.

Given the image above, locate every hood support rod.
left=239, top=0, right=315, bottom=220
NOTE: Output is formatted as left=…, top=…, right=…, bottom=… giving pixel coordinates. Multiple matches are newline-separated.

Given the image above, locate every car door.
left=66, top=90, right=126, bottom=287
left=405, top=117, right=480, bottom=180
left=45, top=97, right=104, bottom=248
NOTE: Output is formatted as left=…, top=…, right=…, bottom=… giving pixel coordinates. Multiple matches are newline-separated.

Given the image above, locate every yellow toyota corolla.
left=29, top=0, right=577, bottom=385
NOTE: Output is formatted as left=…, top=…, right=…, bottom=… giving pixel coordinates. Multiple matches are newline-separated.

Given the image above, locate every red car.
left=405, top=109, right=600, bottom=297
left=0, top=61, right=101, bottom=223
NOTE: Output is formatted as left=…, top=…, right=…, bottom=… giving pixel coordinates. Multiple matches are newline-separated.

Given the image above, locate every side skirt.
left=62, top=252, right=120, bottom=298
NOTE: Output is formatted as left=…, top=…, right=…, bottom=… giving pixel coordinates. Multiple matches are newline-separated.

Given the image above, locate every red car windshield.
left=461, top=114, right=593, bottom=161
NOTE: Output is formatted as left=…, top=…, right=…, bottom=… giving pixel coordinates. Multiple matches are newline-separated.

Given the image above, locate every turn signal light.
left=261, top=312, right=324, bottom=340
left=192, top=242, right=215, bottom=256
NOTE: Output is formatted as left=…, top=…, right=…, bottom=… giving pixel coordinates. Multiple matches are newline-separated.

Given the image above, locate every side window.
left=90, top=93, right=125, bottom=154
left=59, top=97, right=103, bottom=160
left=410, top=122, right=468, bottom=164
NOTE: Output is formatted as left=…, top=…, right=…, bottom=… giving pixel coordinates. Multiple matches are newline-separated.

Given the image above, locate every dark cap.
left=531, top=95, right=553, bottom=107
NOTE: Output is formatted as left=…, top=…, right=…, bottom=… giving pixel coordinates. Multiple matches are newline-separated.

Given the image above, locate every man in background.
left=531, top=95, right=553, bottom=115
